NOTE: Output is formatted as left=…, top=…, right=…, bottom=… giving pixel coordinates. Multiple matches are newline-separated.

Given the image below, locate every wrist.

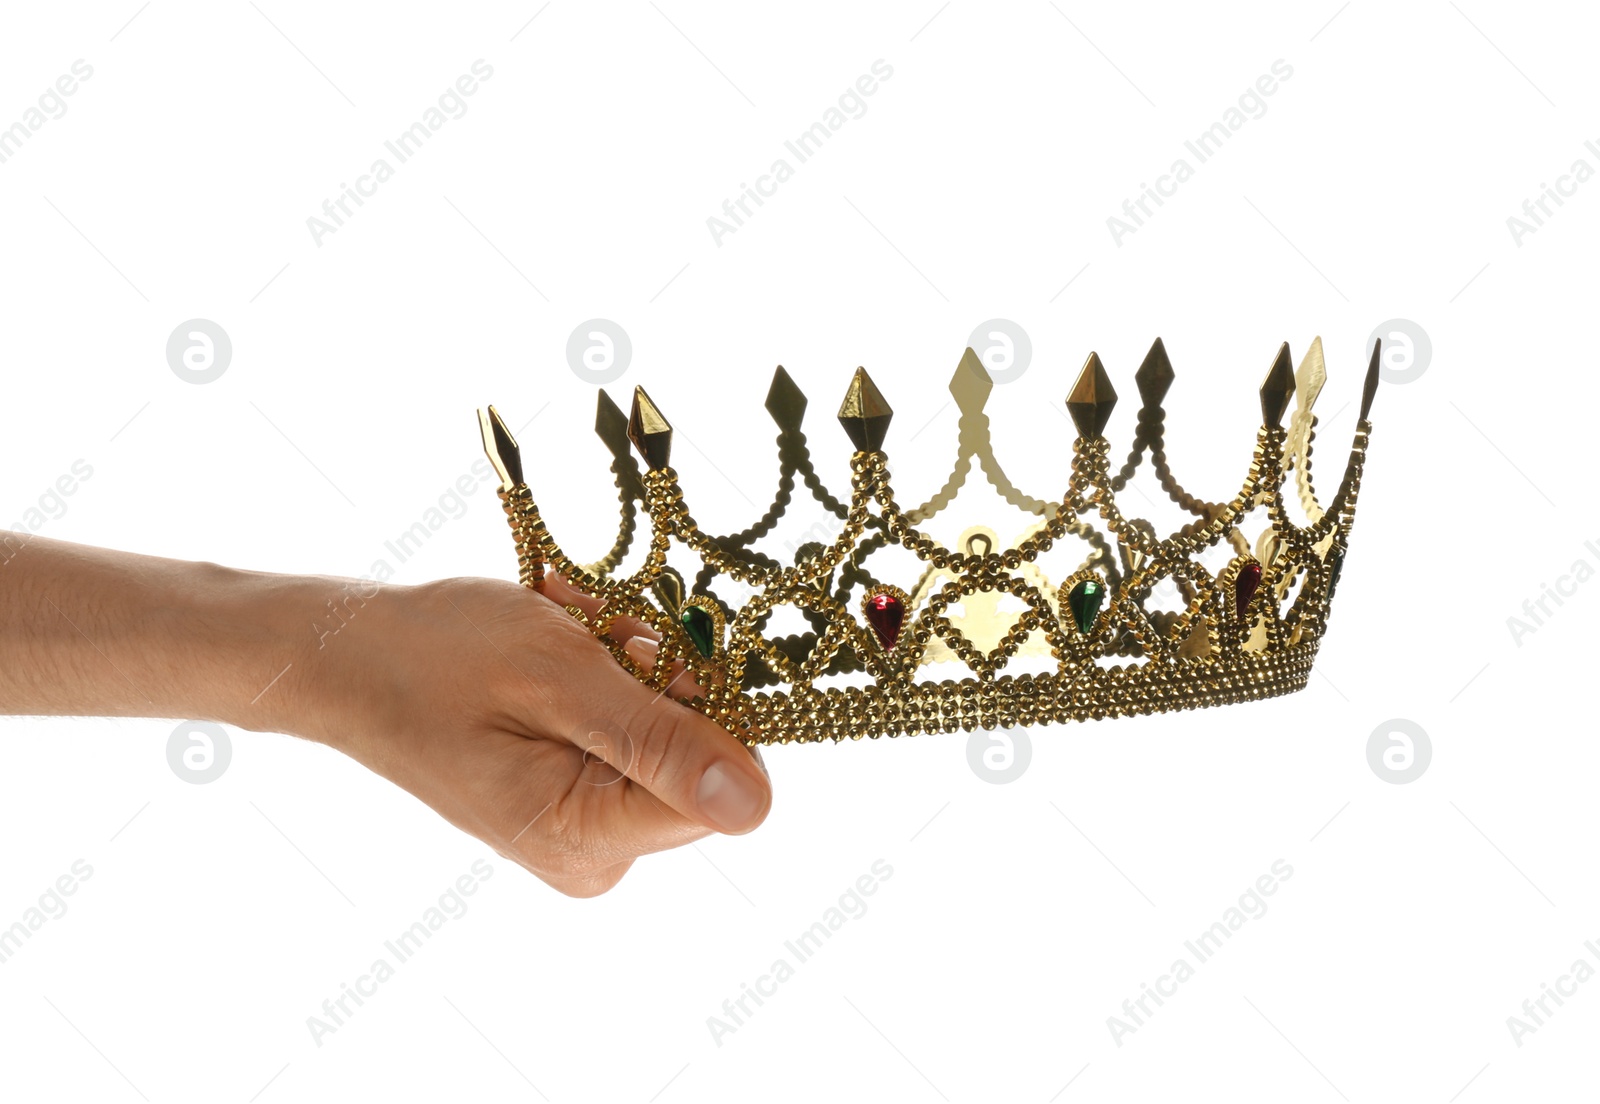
left=0, top=537, right=403, bottom=745
left=166, top=562, right=318, bottom=739
left=204, top=565, right=396, bottom=748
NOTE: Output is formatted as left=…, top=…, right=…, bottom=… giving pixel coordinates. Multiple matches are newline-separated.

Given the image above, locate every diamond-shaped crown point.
left=1259, top=342, right=1296, bottom=428
left=1360, top=338, right=1382, bottom=421
left=1066, top=351, right=1118, bottom=438
left=765, top=365, right=807, bottom=428
left=1295, top=336, right=1327, bottom=410
left=594, top=389, right=630, bottom=451
left=479, top=405, right=524, bottom=488
left=837, top=367, right=893, bottom=451
left=1136, top=337, right=1175, bottom=405
left=950, top=347, right=994, bottom=411
left=628, top=386, right=674, bottom=469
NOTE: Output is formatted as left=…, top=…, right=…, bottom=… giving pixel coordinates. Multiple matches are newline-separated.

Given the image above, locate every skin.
left=0, top=536, right=771, bottom=897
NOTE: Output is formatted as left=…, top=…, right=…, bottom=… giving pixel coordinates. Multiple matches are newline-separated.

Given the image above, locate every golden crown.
left=478, top=337, right=1381, bottom=745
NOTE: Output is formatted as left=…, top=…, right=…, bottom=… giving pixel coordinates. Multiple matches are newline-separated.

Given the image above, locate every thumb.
left=531, top=610, right=772, bottom=834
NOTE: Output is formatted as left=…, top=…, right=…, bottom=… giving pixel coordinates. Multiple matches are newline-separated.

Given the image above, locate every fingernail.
left=623, top=636, right=657, bottom=668
left=696, top=760, right=767, bottom=833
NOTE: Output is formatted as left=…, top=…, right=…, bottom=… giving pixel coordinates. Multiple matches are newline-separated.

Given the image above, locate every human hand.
left=291, top=571, right=770, bottom=897
left=0, top=539, right=768, bottom=897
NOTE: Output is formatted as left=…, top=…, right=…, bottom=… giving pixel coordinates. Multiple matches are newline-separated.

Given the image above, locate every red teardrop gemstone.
left=864, top=591, right=905, bottom=651
left=1235, top=564, right=1263, bottom=621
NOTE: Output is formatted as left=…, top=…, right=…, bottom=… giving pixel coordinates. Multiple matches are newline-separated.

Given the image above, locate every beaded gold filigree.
left=478, top=337, right=1381, bottom=746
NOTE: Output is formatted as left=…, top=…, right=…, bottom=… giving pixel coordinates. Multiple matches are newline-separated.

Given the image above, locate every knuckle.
left=485, top=610, right=604, bottom=705
left=521, top=606, right=608, bottom=671
left=542, top=602, right=603, bottom=646
left=623, top=702, right=694, bottom=791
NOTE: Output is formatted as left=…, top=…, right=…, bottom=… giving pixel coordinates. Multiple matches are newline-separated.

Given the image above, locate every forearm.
left=0, top=537, right=772, bottom=894
left=0, top=535, right=329, bottom=737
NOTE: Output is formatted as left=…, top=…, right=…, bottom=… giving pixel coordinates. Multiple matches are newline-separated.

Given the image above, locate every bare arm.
left=0, top=536, right=771, bottom=896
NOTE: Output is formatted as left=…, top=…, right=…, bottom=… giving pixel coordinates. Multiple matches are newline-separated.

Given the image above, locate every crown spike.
left=478, top=405, right=524, bottom=489
left=594, top=389, right=632, bottom=454
left=628, top=386, right=674, bottom=470
left=1360, top=338, right=1382, bottom=421
left=1066, top=352, right=1118, bottom=438
left=1135, top=338, right=1175, bottom=406
left=837, top=367, right=893, bottom=452
left=1295, top=336, right=1327, bottom=411
left=951, top=347, right=994, bottom=413
left=1259, top=342, right=1296, bottom=428
left=765, top=365, right=807, bottom=431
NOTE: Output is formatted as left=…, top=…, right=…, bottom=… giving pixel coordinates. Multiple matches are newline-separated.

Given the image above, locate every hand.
left=299, top=572, right=771, bottom=897
left=0, top=538, right=772, bottom=899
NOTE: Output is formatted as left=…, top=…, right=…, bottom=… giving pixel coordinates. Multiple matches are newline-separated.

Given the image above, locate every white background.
left=0, top=1, right=1594, bottom=1101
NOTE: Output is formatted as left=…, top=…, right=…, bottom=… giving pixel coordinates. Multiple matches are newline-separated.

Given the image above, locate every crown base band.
left=740, top=643, right=1317, bottom=744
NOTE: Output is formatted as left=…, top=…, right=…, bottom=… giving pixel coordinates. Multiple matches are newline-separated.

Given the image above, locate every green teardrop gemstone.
left=680, top=604, right=717, bottom=657
left=1067, top=578, right=1105, bottom=635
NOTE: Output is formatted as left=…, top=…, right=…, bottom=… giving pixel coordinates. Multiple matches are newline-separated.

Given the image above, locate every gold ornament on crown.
left=477, top=336, right=1382, bottom=746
